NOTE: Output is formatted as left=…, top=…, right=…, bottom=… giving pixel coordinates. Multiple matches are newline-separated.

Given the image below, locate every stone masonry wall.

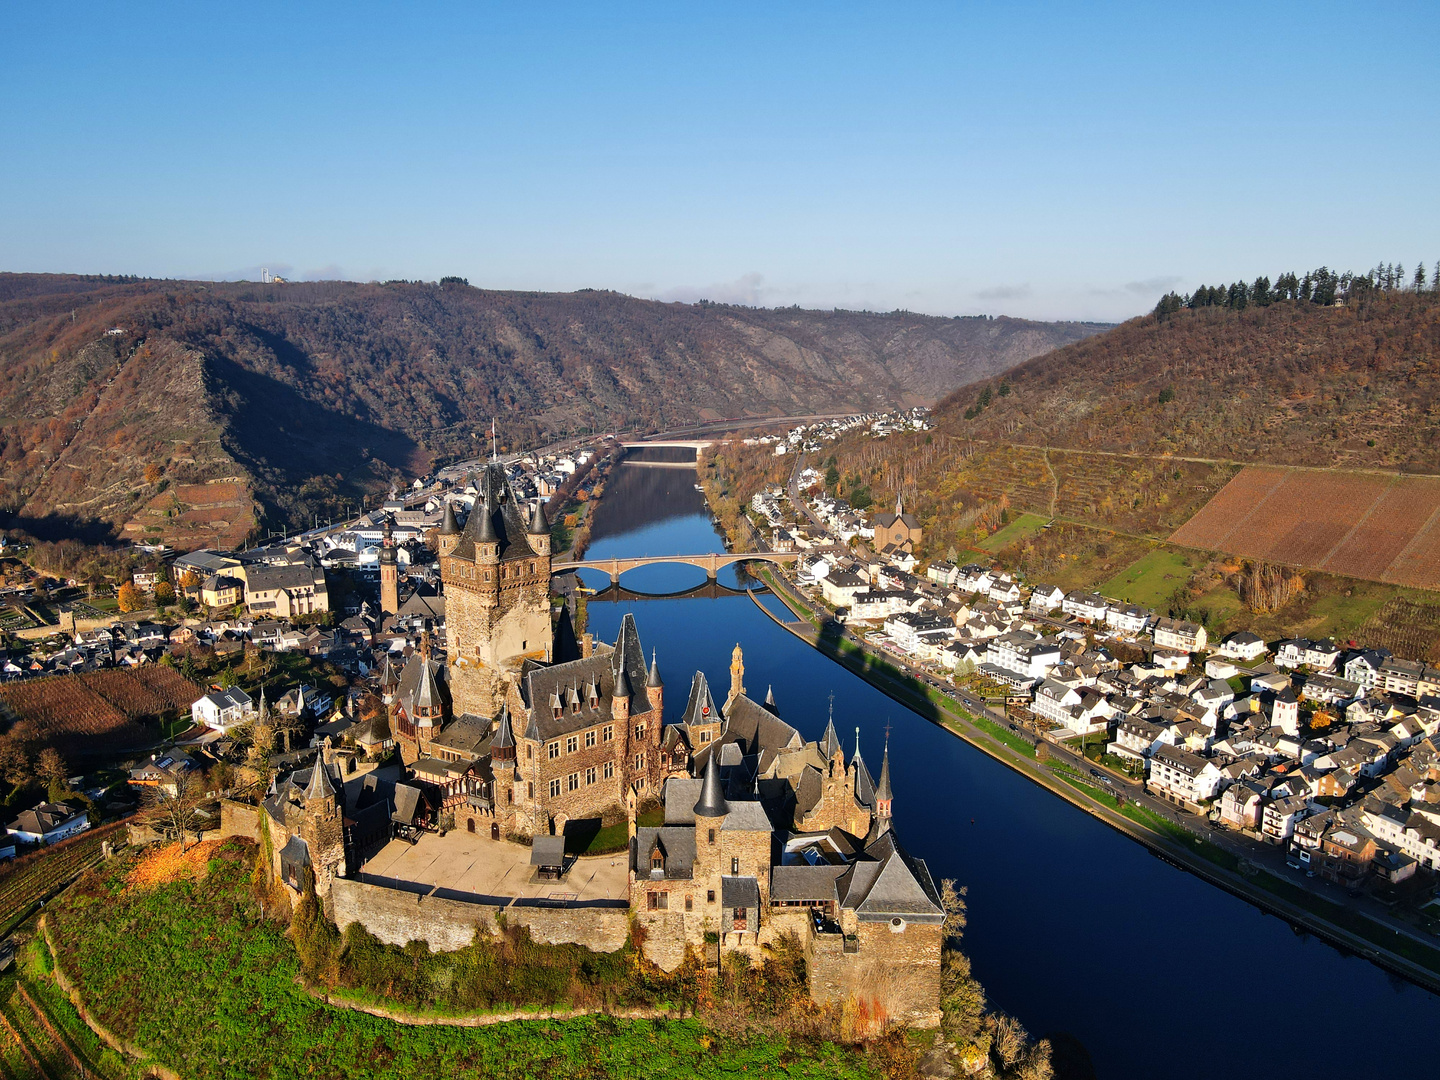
left=219, top=799, right=261, bottom=841
left=331, top=877, right=629, bottom=953
left=808, top=920, right=943, bottom=1028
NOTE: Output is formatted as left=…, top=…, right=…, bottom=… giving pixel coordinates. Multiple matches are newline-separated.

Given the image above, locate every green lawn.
left=1100, top=547, right=1195, bottom=608
left=977, top=513, right=1049, bottom=553
left=969, top=716, right=1036, bottom=758
left=44, top=846, right=883, bottom=1080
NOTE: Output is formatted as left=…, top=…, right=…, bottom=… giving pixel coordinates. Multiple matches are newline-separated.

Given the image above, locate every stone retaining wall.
left=330, top=877, right=629, bottom=953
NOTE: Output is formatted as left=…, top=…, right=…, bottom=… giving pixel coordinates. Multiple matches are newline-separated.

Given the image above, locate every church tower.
left=379, top=516, right=399, bottom=615
left=441, top=464, right=553, bottom=718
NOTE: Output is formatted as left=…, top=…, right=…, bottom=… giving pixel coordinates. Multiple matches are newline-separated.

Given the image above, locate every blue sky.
left=2, top=2, right=1436, bottom=321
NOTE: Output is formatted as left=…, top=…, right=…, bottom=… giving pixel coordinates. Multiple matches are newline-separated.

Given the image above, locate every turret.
left=728, top=643, right=745, bottom=704
left=379, top=516, right=399, bottom=614
left=437, top=500, right=462, bottom=558
left=875, top=737, right=893, bottom=830
left=527, top=499, right=551, bottom=557
left=646, top=649, right=664, bottom=715
left=613, top=667, right=632, bottom=722
left=694, top=754, right=728, bottom=819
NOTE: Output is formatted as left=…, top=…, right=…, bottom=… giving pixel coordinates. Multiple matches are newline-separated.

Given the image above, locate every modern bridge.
left=552, top=550, right=801, bottom=584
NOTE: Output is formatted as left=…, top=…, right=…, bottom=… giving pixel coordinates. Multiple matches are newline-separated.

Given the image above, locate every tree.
left=0, top=738, right=32, bottom=796
left=36, top=747, right=68, bottom=799
left=154, top=579, right=175, bottom=605
left=143, top=463, right=164, bottom=484
left=139, top=770, right=206, bottom=852
left=1415, top=263, right=1428, bottom=291
left=1157, top=387, right=1175, bottom=405
left=117, top=582, right=142, bottom=613
left=940, top=878, right=968, bottom=941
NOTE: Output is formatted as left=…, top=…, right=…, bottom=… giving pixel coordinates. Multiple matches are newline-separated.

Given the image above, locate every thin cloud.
left=976, top=283, right=1032, bottom=301
left=655, top=272, right=770, bottom=306
left=1124, top=275, right=1181, bottom=295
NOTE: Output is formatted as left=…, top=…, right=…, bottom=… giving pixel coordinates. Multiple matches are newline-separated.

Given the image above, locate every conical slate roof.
left=528, top=499, right=549, bottom=536
left=303, top=758, right=335, bottom=801
left=491, top=705, right=515, bottom=749
left=764, top=685, right=777, bottom=711
left=694, top=754, right=729, bottom=818
left=819, top=713, right=841, bottom=760
left=416, top=659, right=442, bottom=710
left=647, top=650, right=663, bottom=688
left=474, top=496, right=499, bottom=543
left=877, top=740, right=893, bottom=803
left=439, top=501, right=461, bottom=535
left=614, top=667, right=632, bottom=699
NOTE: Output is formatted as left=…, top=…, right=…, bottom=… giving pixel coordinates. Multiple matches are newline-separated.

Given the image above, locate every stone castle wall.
left=219, top=799, right=261, bottom=841
left=808, top=920, right=943, bottom=1029
left=331, top=877, right=629, bottom=953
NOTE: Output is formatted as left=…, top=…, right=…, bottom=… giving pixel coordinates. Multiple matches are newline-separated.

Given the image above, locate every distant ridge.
left=0, top=273, right=1103, bottom=544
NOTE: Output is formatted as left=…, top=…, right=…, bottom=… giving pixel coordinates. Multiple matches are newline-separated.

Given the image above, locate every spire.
left=528, top=498, right=548, bottom=536
left=895, top=492, right=904, bottom=517
left=647, top=649, right=663, bottom=688
left=764, top=684, right=776, bottom=709
left=614, top=666, right=632, bottom=700
left=302, top=756, right=335, bottom=802
left=820, top=702, right=841, bottom=760
left=439, top=500, right=460, bottom=535
left=491, top=704, right=515, bottom=752
left=877, top=737, right=893, bottom=804
left=694, top=753, right=729, bottom=818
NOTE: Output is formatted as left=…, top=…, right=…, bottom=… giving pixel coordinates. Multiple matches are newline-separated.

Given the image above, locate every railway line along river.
left=570, top=448, right=1440, bottom=1080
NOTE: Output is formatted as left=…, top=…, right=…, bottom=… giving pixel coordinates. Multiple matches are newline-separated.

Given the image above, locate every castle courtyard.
left=358, top=829, right=629, bottom=905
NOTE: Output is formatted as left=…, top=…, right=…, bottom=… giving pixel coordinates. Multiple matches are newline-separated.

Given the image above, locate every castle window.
left=549, top=778, right=561, bottom=798
left=566, top=735, right=578, bottom=754
left=567, top=772, right=579, bottom=791
left=527, top=746, right=533, bottom=760
left=603, top=762, right=614, bottom=780
left=586, top=766, right=596, bottom=785
left=657, top=891, right=669, bottom=909
left=571, top=699, right=580, bottom=715
left=647, top=892, right=659, bottom=911
left=700, top=731, right=711, bottom=744
left=651, top=849, right=663, bottom=871
left=634, top=753, right=645, bottom=771
left=585, top=730, right=596, bottom=748
left=731, top=857, right=739, bottom=874
left=553, top=705, right=562, bottom=720
left=636, top=778, right=645, bottom=791
left=634, top=722, right=646, bottom=741
left=548, top=741, right=560, bottom=759
left=707, top=889, right=715, bottom=903
left=602, top=724, right=613, bottom=742
left=528, top=782, right=534, bottom=798
left=707, top=829, right=715, bottom=844
left=684, top=895, right=693, bottom=912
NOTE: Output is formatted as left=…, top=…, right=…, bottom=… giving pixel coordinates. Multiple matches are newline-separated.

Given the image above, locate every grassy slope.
left=45, top=846, right=879, bottom=1080
left=1100, top=548, right=1197, bottom=608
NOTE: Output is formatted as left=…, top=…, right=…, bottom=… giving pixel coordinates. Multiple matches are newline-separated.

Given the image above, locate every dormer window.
left=651, top=847, right=664, bottom=872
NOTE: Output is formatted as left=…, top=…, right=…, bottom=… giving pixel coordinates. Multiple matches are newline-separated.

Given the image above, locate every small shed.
left=530, top=835, right=566, bottom=880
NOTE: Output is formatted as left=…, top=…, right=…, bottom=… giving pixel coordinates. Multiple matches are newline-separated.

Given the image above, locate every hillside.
left=813, top=290, right=1440, bottom=650
left=936, top=289, right=1440, bottom=471
left=0, top=273, right=1103, bottom=547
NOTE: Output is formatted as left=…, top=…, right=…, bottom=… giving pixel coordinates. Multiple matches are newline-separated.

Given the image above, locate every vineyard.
left=0, top=668, right=202, bottom=758
left=1357, top=596, right=1440, bottom=664
left=1171, top=467, right=1440, bottom=590
left=0, top=824, right=121, bottom=938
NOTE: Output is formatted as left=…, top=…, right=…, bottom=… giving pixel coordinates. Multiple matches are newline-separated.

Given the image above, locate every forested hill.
left=0, top=273, right=1102, bottom=545
left=935, top=286, right=1440, bottom=472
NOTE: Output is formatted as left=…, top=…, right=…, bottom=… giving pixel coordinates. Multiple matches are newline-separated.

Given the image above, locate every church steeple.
left=876, top=735, right=893, bottom=830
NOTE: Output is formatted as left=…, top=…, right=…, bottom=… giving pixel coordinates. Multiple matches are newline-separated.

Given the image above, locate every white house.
left=1028, top=584, right=1064, bottom=613
left=1153, top=617, right=1207, bottom=653
left=1149, top=745, right=1226, bottom=808
left=1105, top=603, right=1153, bottom=636
left=1343, top=650, right=1390, bottom=691
left=1062, top=591, right=1109, bottom=623
left=1261, top=795, right=1315, bottom=844
left=986, top=631, right=1062, bottom=683
left=1219, top=632, right=1268, bottom=662
left=6, top=802, right=89, bottom=845
left=191, top=686, right=256, bottom=732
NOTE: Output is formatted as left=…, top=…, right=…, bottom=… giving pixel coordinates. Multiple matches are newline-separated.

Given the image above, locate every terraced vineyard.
left=1171, top=466, right=1440, bottom=589
left=0, top=668, right=202, bottom=759
left=0, top=827, right=119, bottom=937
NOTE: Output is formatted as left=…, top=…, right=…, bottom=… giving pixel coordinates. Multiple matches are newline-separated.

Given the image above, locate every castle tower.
left=646, top=649, right=664, bottom=717
left=728, top=643, right=745, bottom=707
left=613, top=667, right=632, bottom=723
left=437, top=500, right=462, bottom=558
left=441, top=464, right=553, bottom=717
left=299, top=756, right=346, bottom=892
left=692, top=754, right=729, bottom=903
left=819, top=708, right=843, bottom=777
left=379, top=516, right=399, bottom=615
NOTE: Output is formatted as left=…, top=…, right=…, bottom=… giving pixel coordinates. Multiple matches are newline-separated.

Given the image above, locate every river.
left=572, top=450, right=1440, bottom=1080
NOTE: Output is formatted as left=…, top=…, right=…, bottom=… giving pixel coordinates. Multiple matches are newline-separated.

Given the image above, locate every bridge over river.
left=552, top=550, right=800, bottom=584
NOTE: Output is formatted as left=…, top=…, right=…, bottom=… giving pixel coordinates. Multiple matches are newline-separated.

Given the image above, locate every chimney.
left=581, top=633, right=594, bottom=659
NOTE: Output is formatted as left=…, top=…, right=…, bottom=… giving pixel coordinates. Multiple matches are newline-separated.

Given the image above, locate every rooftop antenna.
left=491, top=418, right=498, bottom=463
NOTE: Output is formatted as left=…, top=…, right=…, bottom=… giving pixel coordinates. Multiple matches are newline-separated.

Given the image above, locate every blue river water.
left=572, top=456, right=1440, bottom=1080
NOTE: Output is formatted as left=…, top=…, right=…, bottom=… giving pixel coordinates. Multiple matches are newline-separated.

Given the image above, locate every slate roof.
left=520, top=615, right=654, bottom=741
left=771, top=863, right=846, bottom=903
left=840, top=832, right=944, bottom=922
left=633, top=825, right=698, bottom=878
left=430, top=714, right=494, bottom=759
left=721, top=875, right=761, bottom=910
left=531, top=835, right=566, bottom=867
left=450, top=464, right=541, bottom=563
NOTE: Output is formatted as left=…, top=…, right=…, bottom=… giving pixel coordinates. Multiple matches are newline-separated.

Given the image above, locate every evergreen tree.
left=1251, top=276, right=1271, bottom=306
left=1414, top=263, right=1427, bottom=290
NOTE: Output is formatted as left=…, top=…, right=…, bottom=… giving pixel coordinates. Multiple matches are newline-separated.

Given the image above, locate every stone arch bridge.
left=552, top=551, right=800, bottom=584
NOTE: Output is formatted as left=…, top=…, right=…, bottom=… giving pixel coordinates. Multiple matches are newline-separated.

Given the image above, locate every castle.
left=235, top=462, right=945, bottom=1024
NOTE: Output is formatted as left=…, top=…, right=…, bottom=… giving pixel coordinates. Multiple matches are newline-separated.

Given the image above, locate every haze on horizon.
left=2, top=1, right=1436, bottom=323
